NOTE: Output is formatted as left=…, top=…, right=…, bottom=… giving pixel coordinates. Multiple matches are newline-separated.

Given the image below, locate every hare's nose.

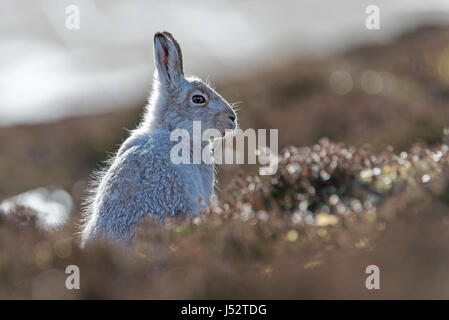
left=229, top=115, right=236, bottom=122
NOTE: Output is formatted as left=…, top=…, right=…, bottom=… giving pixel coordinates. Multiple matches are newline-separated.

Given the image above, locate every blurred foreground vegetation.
left=1, top=26, right=449, bottom=299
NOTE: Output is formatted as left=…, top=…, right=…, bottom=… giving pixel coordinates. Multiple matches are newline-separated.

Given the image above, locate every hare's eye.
left=192, top=95, right=206, bottom=104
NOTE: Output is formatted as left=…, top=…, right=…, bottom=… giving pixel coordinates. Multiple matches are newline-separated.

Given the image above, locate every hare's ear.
left=153, top=32, right=184, bottom=88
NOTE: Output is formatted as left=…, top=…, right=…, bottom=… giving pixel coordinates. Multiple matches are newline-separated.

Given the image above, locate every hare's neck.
left=188, top=139, right=214, bottom=165
left=183, top=137, right=215, bottom=198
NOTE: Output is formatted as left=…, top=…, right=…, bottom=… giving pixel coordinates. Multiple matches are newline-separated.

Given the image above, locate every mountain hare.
left=81, top=32, right=237, bottom=245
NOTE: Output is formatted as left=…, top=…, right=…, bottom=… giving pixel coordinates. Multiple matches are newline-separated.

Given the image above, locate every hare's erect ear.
left=154, top=32, right=184, bottom=87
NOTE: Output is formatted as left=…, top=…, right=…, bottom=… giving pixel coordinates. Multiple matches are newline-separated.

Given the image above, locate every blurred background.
left=2, top=0, right=449, bottom=197
left=1, top=0, right=449, bottom=124
left=2, top=0, right=449, bottom=299
left=0, top=0, right=449, bottom=198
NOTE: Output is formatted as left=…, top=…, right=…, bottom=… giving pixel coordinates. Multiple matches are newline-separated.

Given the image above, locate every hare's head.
left=148, top=32, right=237, bottom=135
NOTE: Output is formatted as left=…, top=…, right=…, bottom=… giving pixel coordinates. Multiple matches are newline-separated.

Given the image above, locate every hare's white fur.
left=81, top=32, right=237, bottom=246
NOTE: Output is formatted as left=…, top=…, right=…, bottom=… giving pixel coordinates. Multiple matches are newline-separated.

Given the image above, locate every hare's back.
left=94, top=132, right=195, bottom=231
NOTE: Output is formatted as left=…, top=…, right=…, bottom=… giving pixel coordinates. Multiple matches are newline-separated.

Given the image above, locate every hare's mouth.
left=222, top=121, right=236, bottom=130
left=222, top=123, right=237, bottom=136
left=225, top=117, right=237, bottom=130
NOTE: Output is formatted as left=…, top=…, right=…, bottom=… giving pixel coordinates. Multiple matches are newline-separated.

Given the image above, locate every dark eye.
left=192, top=95, right=206, bottom=104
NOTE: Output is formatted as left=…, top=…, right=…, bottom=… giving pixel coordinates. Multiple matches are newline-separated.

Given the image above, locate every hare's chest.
left=198, top=163, right=214, bottom=198
left=178, top=163, right=214, bottom=207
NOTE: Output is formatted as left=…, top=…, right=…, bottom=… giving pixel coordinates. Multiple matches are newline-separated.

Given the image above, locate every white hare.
left=81, top=32, right=237, bottom=246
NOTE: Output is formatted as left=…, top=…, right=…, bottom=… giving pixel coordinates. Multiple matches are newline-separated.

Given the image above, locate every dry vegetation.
left=2, top=26, right=449, bottom=299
